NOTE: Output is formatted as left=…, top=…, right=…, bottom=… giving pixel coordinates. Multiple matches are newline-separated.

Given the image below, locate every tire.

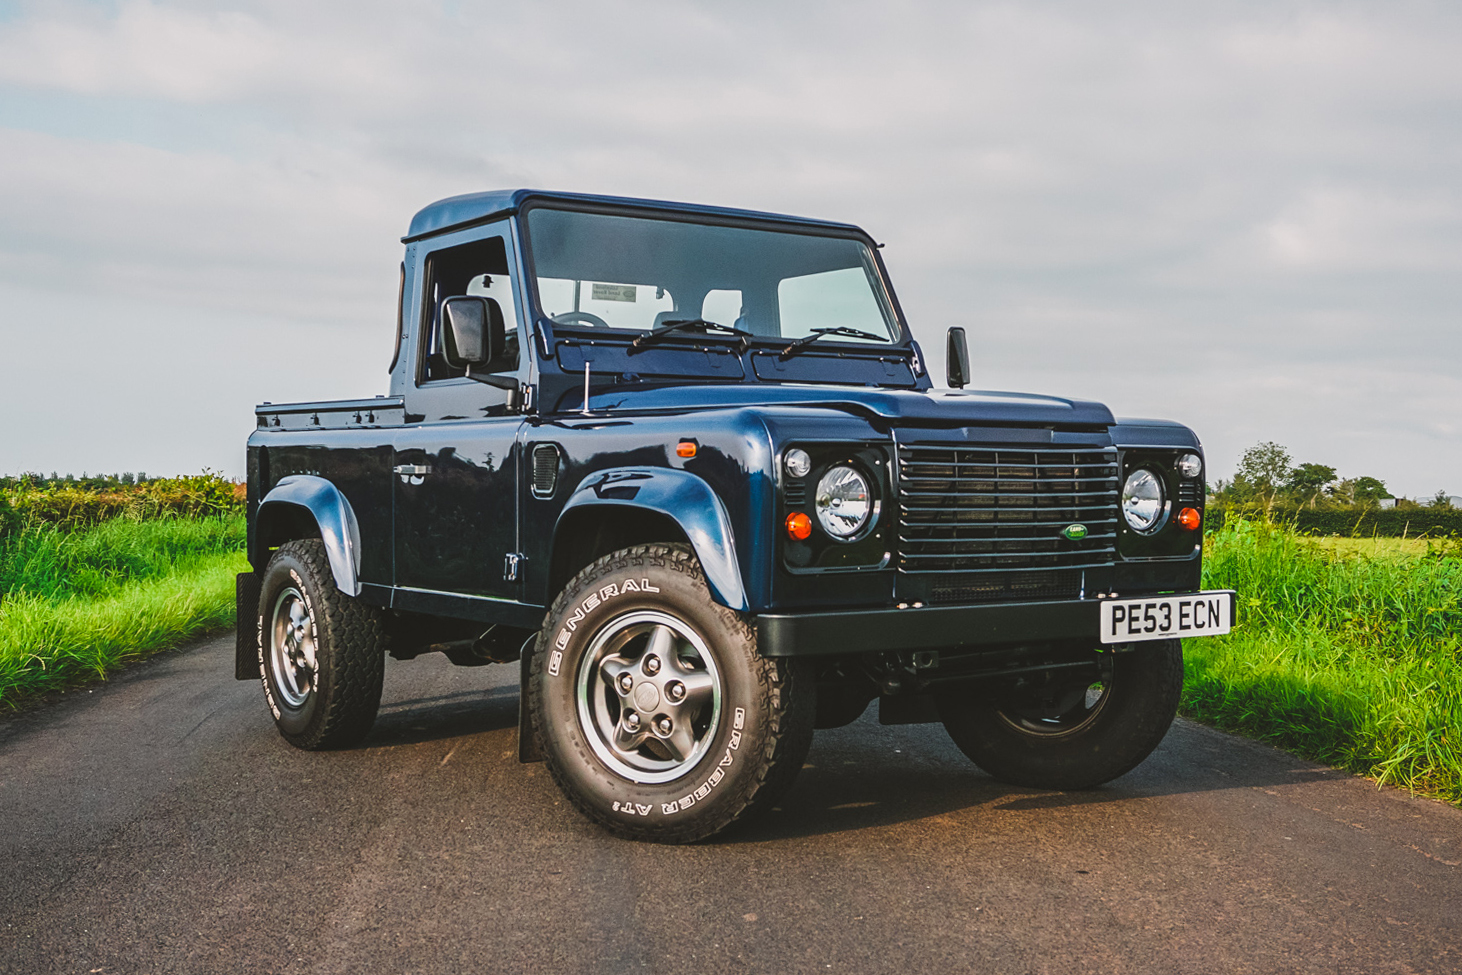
left=256, top=539, right=386, bottom=750
left=936, top=640, right=1183, bottom=790
left=529, top=544, right=814, bottom=843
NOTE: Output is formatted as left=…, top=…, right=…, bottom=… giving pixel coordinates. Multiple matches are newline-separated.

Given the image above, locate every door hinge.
left=503, top=552, right=523, bottom=583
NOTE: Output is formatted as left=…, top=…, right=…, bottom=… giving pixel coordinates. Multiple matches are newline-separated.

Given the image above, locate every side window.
left=420, top=236, right=520, bottom=383
left=701, top=289, right=743, bottom=328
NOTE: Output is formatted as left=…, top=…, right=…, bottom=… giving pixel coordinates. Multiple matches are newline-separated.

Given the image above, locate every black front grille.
left=1177, top=480, right=1203, bottom=506
left=897, top=443, right=1120, bottom=573
left=930, top=570, right=1081, bottom=604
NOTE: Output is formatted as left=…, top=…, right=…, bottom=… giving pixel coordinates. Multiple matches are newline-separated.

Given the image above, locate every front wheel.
left=529, top=544, right=814, bottom=843
left=936, top=640, right=1183, bottom=790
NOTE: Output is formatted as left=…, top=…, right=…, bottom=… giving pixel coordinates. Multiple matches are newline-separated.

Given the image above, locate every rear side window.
left=419, top=236, right=520, bottom=383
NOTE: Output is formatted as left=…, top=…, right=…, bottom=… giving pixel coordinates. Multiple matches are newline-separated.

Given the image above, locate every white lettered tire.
left=529, top=544, right=814, bottom=843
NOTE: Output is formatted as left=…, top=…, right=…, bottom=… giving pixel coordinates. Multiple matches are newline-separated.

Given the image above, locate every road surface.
left=2, top=634, right=1459, bottom=974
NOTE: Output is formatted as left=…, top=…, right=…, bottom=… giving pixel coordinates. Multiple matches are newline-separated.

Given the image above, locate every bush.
left=0, top=471, right=243, bottom=530
left=1209, top=505, right=1462, bottom=538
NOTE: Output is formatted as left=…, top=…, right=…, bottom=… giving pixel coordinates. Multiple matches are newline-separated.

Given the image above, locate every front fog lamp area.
left=815, top=465, right=872, bottom=539
left=1121, top=469, right=1167, bottom=533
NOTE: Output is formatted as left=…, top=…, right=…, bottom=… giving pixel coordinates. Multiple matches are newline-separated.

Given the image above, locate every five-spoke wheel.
left=577, top=611, right=722, bottom=783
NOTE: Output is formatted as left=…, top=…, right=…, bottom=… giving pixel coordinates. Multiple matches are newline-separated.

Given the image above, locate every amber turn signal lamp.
left=1177, top=507, right=1201, bottom=531
left=785, top=511, right=812, bottom=540
left=676, top=440, right=697, bottom=458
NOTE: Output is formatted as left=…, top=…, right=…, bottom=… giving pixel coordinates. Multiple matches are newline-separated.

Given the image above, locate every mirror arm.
left=463, top=366, right=522, bottom=409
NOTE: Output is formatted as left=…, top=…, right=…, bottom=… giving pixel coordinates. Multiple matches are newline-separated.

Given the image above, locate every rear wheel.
left=529, top=544, right=814, bottom=843
left=936, top=640, right=1183, bottom=790
left=257, top=539, right=386, bottom=750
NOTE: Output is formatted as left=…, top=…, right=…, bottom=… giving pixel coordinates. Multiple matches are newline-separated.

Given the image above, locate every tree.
left=1232, top=441, right=1293, bottom=513
left=1429, top=490, right=1455, bottom=510
left=1287, top=463, right=1336, bottom=508
left=1351, top=476, right=1390, bottom=502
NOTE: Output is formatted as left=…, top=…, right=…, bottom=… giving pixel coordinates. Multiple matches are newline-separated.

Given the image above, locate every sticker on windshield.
left=591, top=283, right=637, bottom=302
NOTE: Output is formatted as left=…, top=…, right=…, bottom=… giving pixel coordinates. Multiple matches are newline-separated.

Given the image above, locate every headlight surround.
left=815, top=465, right=873, bottom=539
left=1121, top=468, right=1167, bottom=533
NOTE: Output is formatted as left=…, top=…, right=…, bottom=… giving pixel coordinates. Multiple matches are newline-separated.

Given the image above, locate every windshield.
left=525, top=208, right=900, bottom=345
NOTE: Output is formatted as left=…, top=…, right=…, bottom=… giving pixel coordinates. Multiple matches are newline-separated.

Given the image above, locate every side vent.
left=532, top=443, right=561, bottom=499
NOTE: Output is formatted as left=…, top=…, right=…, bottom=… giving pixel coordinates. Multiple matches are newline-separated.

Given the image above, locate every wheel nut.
left=655, top=717, right=672, bottom=736
left=643, top=655, right=661, bottom=676
left=624, top=711, right=641, bottom=730
left=667, top=681, right=686, bottom=702
left=618, top=673, right=634, bottom=693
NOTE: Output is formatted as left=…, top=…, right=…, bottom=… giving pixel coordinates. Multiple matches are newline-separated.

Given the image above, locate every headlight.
left=815, top=465, right=873, bottom=538
left=1175, top=453, right=1202, bottom=479
left=1121, top=469, right=1166, bottom=533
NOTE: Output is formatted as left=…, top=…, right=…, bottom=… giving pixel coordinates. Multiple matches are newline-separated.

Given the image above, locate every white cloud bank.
left=0, top=0, right=1458, bottom=495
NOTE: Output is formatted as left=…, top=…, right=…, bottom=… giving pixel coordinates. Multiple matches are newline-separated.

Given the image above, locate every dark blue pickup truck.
left=237, top=190, right=1233, bottom=842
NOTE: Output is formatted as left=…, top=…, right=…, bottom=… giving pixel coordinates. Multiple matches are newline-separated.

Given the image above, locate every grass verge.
left=0, top=516, right=246, bottom=707
left=1185, top=519, right=1462, bottom=805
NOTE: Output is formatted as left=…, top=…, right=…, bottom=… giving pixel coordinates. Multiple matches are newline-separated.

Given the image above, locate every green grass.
left=0, top=516, right=246, bottom=706
left=1186, top=519, right=1462, bottom=804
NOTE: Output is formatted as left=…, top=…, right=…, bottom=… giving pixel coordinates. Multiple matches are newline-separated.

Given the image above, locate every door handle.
left=393, top=465, right=432, bottom=476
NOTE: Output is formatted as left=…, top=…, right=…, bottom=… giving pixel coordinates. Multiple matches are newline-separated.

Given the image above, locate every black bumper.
left=756, top=597, right=1103, bottom=657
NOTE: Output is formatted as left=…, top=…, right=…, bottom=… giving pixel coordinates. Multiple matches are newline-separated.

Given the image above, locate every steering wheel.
left=551, top=311, right=612, bottom=329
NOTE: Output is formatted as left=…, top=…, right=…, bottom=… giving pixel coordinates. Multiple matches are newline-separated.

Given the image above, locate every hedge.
left=0, top=473, right=244, bottom=533
left=1209, top=506, right=1462, bottom=538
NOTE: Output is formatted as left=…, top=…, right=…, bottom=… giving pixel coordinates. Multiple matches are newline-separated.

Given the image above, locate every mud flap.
left=235, top=572, right=261, bottom=680
left=518, top=646, right=545, bottom=763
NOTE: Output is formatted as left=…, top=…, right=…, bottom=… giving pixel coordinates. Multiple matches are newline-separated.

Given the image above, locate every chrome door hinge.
left=503, top=552, right=523, bottom=583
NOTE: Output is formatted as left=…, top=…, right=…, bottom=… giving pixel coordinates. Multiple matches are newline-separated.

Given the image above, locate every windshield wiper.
left=632, top=318, right=752, bottom=352
left=779, top=326, right=887, bottom=359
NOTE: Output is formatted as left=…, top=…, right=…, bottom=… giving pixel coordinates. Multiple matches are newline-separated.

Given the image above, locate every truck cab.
left=239, top=190, right=1232, bottom=842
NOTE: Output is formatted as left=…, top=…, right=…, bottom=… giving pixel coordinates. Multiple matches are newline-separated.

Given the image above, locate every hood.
left=585, top=383, right=1116, bottom=428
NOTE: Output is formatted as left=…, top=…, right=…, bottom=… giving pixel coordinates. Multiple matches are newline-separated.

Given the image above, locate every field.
left=2, top=479, right=1459, bottom=805
left=0, top=474, right=247, bottom=705
left=1188, top=519, right=1462, bottom=804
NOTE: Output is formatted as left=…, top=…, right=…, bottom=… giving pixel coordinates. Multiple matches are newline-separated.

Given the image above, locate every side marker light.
left=1177, top=507, right=1201, bottom=531
left=785, top=511, right=812, bottom=541
left=676, top=441, right=697, bottom=458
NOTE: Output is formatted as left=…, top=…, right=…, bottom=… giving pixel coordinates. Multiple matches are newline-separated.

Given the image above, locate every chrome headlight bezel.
left=814, top=464, right=877, bottom=541
left=1121, top=468, right=1169, bottom=534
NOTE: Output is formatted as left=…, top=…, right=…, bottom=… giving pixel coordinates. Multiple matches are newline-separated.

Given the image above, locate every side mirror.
left=441, top=296, right=504, bottom=368
left=946, top=326, right=970, bottom=389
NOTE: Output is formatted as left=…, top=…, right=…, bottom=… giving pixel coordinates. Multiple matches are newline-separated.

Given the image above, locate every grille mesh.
left=897, top=444, right=1119, bottom=574
left=531, top=444, right=560, bottom=499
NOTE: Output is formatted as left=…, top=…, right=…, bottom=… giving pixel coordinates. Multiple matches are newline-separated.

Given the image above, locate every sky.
left=0, top=0, right=1458, bottom=497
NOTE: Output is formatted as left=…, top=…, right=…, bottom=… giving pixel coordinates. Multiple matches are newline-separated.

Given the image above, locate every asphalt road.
left=3, top=635, right=1460, bottom=975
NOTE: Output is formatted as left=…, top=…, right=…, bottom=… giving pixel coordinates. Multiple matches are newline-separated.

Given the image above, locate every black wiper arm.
left=632, top=318, right=752, bottom=351
left=779, top=326, right=886, bottom=359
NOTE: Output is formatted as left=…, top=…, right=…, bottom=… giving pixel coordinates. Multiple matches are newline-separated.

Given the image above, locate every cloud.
left=0, top=0, right=1458, bottom=493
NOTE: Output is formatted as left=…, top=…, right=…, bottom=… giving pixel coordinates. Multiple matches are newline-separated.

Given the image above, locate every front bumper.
left=755, top=596, right=1145, bottom=657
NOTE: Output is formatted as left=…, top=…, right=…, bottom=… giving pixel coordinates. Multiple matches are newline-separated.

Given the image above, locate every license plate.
left=1098, top=591, right=1235, bottom=644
